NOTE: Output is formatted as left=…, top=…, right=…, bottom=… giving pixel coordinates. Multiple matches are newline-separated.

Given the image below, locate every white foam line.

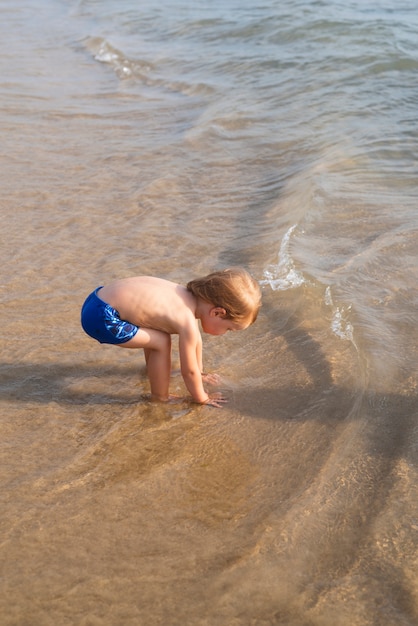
left=325, top=286, right=357, bottom=347
left=260, top=224, right=305, bottom=291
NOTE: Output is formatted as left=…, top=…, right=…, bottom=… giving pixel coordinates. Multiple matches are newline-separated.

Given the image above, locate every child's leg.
left=144, top=338, right=171, bottom=401
left=120, top=328, right=171, bottom=401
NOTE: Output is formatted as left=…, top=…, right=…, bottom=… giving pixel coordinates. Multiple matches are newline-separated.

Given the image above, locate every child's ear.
left=211, top=306, right=227, bottom=317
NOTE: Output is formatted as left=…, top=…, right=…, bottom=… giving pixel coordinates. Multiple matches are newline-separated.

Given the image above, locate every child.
left=81, top=268, right=261, bottom=407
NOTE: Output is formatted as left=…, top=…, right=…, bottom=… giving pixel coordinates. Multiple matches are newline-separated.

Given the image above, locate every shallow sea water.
left=1, top=0, right=418, bottom=624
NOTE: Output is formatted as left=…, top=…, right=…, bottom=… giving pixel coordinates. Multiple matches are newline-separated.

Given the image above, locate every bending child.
left=81, top=268, right=261, bottom=408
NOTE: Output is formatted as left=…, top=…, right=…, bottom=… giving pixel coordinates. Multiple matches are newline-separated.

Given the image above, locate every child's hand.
left=203, top=393, right=227, bottom=408
left=201, top=372, right=222, bottom=386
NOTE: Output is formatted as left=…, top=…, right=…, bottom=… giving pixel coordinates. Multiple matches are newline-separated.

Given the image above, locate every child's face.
left=201, top=308, right=249, bottom=336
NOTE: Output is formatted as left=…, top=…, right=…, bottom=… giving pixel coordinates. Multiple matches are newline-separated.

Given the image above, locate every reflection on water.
left=1, top=0, right=418, bottom=624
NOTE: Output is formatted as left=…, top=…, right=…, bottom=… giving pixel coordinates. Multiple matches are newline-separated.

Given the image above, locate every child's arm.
left=196, top=329, right=203, bottom=372
left=178, top=325, right=225, bottom=407
left=196, top=323, right=222, bottom=386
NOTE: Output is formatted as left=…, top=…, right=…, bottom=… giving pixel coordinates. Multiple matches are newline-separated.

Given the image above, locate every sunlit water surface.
left=1, top=0, right=417, bottom=624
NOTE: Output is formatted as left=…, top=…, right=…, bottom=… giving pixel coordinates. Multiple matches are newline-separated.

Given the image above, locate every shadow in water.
left=0, top=362, right=147, bottom=405
left=3, top=358, right=416, bottom=429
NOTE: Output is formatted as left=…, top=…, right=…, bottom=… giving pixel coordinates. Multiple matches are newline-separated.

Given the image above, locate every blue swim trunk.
left=81, top=287, right=139, bottom=345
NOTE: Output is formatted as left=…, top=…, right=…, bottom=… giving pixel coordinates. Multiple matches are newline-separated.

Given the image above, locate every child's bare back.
left=98, top=276, right=196, bottom=335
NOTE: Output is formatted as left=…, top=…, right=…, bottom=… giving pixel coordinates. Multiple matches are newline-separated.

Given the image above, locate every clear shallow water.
left=1, top=1, right=417, bottom=624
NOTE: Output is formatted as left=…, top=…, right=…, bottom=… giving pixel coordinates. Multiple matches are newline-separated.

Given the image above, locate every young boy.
left=81, top=268, right=261, bottom=407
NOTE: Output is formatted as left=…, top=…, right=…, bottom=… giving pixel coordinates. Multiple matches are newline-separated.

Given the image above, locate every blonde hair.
left=187, top=267, right=261, bottom=324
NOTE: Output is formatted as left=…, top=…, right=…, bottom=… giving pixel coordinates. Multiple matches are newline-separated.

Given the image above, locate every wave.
left=324, top=286, right=355, bottom=344
left=85, top=36, right=153, bottom=80
left=261, top=225, right=356, bottom=345
left=84, top=36, right=214, bottom=96
left=260, top=225, right=306, bottom=291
